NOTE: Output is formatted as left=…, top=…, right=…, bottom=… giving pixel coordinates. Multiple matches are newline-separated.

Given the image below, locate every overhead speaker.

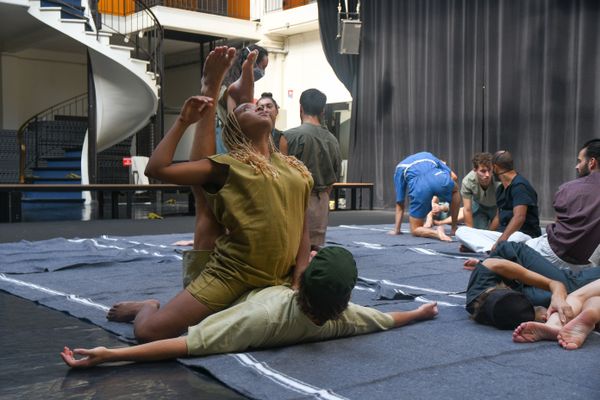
left=338, top=19, right=362, bottom=55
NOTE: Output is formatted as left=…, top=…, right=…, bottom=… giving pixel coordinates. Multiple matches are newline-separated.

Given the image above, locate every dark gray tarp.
left=0, top=226, right=598, bottom=399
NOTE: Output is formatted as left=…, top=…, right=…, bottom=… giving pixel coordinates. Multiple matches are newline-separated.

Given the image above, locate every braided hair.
left=222, top=111, right=311, bottom=180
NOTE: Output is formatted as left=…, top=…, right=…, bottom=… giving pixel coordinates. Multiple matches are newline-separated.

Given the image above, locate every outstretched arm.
left=482, top=258, right=573, bottom=323
left=387, top=302, right=438, bottom=327
left=60, top=337, right=188, bottom=369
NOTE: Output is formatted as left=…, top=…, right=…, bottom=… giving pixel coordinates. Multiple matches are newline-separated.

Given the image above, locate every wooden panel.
left=98, top=0, right=135, bottom=16
left=283, top=0, right=308, bottom=10
left=228, top=0, right=250, bottom=19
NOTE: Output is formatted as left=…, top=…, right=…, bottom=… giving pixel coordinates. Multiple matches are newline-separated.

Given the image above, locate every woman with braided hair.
left=106, top=49, right=314, bottom=344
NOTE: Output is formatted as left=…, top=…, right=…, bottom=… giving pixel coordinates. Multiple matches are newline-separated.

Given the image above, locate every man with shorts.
left=389, top=152, right=460, bottom=241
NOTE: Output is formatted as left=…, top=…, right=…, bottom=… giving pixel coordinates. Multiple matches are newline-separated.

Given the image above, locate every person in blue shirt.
left=456, top=150, right=541, bottom=253
left=389, top=152, right=460, bottom=241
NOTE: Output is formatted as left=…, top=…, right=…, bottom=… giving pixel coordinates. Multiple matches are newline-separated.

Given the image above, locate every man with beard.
left=526, top=139, right=600, bottom=270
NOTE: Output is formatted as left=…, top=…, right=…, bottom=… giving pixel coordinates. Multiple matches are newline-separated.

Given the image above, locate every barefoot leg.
left=512, top=321, right=560, bottom=343
left=191, top=46, right=235, bottom=250
left=131, top=290, right=214, bottom=343
left=227, top=49, right=257, bottom=110
left=107, top=299, right=160, bottom=323
left=557, top=297, right=600, bottom=350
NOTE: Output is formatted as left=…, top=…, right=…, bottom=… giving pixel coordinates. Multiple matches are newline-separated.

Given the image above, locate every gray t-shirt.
left=284, top=123, right=342, bottom=191
left=460, top=170, right=499, bottom=208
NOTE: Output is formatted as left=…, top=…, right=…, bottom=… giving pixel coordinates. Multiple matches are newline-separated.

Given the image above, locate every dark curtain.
left=318, top=0, right=600, bottom=219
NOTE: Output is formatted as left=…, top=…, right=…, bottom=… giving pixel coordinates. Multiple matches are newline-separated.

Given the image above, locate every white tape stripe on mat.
left=232, top=354, right=349, bottom=400
left=360, top=276, right=467, bottom=299
left=0, top=274, right=110, bottom=312
left=68, top=237, right=182, bottom=260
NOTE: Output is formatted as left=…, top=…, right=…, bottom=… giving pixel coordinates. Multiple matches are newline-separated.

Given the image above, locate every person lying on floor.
left=513, top=277, right=600, bottom=350
left=465, top=241, right=600, bottom=330
left=106, top=47, right=315, bottom=343
left=61, top=247, right=438, bottom=368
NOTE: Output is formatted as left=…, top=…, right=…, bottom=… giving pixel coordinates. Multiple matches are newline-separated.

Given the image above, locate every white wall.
left=255, top=29, right=352, bottom=130
left=163, top=61, right=203, bottom=160
left=1, top=49, right=86, bottom=129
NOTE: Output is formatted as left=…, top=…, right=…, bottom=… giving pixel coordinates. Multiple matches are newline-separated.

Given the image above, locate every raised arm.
left=60, top=337, right=188, bottom=368
left=292, top=211, right=311, bottom=289
left=145, top=96, right=224, bottom=186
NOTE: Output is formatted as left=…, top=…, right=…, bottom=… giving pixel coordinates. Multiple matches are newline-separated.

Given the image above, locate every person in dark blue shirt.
left=456, top=150, right=541, bottom=253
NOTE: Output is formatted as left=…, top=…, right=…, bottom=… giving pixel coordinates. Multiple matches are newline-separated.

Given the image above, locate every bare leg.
left=226, top=49, right=257, bottom=112
left=558, top=297, right=600, bottom=350
left=107, top=299, right=160, bottom=322
left=109, top=290, right=214, bottom=342
left=423, top=212, right=434, bottom=228
left=435, top=207, right=464, bottom=226
left=410, top=216, right=451, bottom=241
left=436, top=225, right=452, bottom=242
left=190, top=46, right=236, bottom=250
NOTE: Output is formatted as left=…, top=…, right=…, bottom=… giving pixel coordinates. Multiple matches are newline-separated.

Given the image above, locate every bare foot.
left=512, top=321, right=559, bottom=343
left=107, top=300, right=160, bottom=322
left=437, top=227, right=452, bottom=242
left=557, top=309, right=597, bottom=350
left=417, top=302, right=439, bottom=320
left=463, top=258, right=479, bottom=270
left=228, top=49, right=257, bottom=106
left=201, top=46, right=236, bottom=98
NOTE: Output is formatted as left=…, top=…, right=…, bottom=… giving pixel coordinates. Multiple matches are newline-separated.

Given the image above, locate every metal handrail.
left=17, top=93, right=88, bottom=183
left=89, top=0, right=164, bottom=80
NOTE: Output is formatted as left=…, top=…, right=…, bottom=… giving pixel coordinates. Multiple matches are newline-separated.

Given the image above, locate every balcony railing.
left=145, top=0, right=250, bottom=19
left=144, top=0, right=315, bottom=20
left=267, top=0, right=314, bottom=12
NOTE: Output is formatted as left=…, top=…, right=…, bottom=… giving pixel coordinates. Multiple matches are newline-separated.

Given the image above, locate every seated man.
left=513, top=277, right=600, bottom=350
left=456, top=150, right=541, bottom=253
left=460, top=152, right=499, bottom=229
left=389, top=152, right=460, bottom=242
left=525, top=139, right=600, bottom=270
left=61, top=247, right=439, bottom=368
left=466, top=242, right=600, bottom=330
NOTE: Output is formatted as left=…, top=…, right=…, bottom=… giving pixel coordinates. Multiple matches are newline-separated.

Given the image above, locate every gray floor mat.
left=0, top=224, right=598, bottom=399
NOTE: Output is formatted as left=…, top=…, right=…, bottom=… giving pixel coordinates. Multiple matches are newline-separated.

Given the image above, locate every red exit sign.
left=122, top=157, right=132, bottom=167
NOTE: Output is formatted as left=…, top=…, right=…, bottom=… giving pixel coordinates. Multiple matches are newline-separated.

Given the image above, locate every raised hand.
left=179, top=96, right=214, bottom=126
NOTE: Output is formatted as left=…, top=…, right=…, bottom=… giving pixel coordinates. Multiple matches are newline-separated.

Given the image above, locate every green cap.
left=302, top=246, right=358, bottom=302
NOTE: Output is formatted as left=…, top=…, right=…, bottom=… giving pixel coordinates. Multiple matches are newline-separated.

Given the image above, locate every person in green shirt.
left=61, top=247, right=438, bottom=368
left=106, top=47, right=313, bottom=344
left=460, top=152, right=499, bottom=230
left=282, top=89, right=342, bottom=249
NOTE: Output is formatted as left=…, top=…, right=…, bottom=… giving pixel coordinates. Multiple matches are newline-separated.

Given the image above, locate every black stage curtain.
left=318, top=0, right=600, bottom=219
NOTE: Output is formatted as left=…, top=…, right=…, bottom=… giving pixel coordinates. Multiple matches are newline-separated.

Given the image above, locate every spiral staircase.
left=21, top=0, right=162, bottom=203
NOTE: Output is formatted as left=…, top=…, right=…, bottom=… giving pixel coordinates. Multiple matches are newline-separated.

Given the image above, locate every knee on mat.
left=134, top=324, right=168, bottom=343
